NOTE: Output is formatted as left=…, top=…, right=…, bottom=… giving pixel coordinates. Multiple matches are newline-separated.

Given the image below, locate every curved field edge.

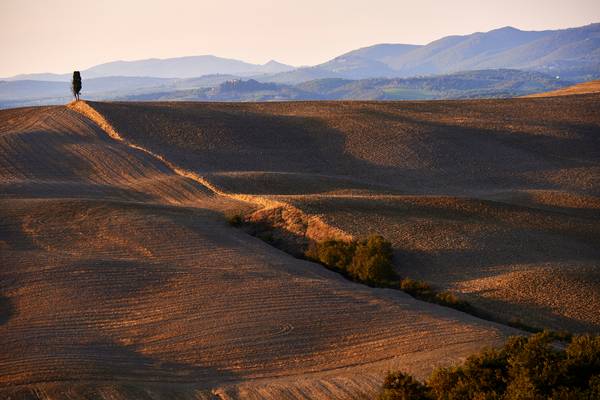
left=67, top=100, right=352, bottom=244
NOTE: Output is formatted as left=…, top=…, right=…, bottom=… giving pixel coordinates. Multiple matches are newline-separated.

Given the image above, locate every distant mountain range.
left=6, top=57, right=295, bottom=81
left=1, top=23, right=598, bottom=107
left=266, top=23, right=600, bottom=83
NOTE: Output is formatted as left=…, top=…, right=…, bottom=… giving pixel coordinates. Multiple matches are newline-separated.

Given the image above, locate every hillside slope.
left=88, top=96, right=600, bottom=333
left=525, top=79, right=600, bottom=97
left=0, top=105, right=516, bottom=399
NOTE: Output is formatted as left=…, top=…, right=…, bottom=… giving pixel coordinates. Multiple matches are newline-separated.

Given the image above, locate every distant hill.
left=524, top=79, right=600, bottom=97
left=119, top=79, right=314, bottom=102
left=303, top=23, right=600, bottom=82
left=5, top=56, right=295, bottom=81
left=0, top=70, right=571, bottom=107
left=0, top=76, right=176, bottom=108
left=113, top=70, right=569, bottom=102
left=298, top=69, right=569, bottom=100
left=84, top=56, right=295, bottom=79
left=5, top=23, right=598, bottom=84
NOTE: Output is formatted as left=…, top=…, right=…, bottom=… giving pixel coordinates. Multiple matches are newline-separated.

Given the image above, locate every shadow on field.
left=0, top=295, right=14, bottom=325
left=1, top=339, right=236, bottom=398
left=90, top=100, right=600, bottom=197
left=75, top=340, right=239, bottom=384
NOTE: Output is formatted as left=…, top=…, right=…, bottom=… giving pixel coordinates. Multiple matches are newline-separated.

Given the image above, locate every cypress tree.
left=72, top=71, right=82, bottom=101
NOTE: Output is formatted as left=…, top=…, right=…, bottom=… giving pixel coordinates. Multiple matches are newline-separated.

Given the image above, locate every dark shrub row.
left=226, top=213, right=244, bottom=227
left=399, top=278, right=471, bottom=311
left=305, top=235, right=396, bottom=285
left=378, top=332, right=600, bottom=400
left=306, top=237, right=472, bottom=311
left=226, top=214, right=549, bottom=333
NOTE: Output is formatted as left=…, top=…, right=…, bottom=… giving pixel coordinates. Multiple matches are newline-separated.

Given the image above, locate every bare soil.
left=88, top=97, right=600, bottom=334
left=0, top=105, right=520, bottom=399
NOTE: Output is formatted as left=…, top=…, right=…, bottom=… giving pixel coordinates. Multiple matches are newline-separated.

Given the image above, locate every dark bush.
left=399, top=278, right=469, bottom=310
left=379, top=332, right=600, bottom=400
left=258, top=231, right=275, bottom=244
left=378, top=372, right=431, bottom=400
left=433, top=291, right=470, bottom=310
left=428, top=347, right=509, bottom=399
left=400, top=278, right=433, bottom=296
left=349, top=235, right=395, bottom=284
left=306, top=239, right=356, bottom=272
left=306, top=235, right=395, bottom=285
left=226, top=213, right=244, bottom=227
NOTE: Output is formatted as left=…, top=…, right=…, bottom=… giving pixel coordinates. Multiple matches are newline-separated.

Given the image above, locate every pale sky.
left=1, top=0, right=599, bottom=77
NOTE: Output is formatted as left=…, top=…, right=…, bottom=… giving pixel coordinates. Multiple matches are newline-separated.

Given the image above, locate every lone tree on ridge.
left=72, top=71, right=82, bottom=101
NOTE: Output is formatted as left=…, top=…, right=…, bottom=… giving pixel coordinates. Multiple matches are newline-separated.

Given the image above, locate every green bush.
left=399, top=278, right=468, bottom=310
left=306, top=239, right=356, bottom=272
left=433, top=291, right=470, bottom=310
left=428, top=347, right=509, bottom=399
left=349, top=235, right=395, bottom=284
left=378, top=332, right=600, bottom=400
left=306, top=235, right=395, bottom=285
left=400, top=278, right=433, bottom=296
left=378, top=372, right=431, bottom=400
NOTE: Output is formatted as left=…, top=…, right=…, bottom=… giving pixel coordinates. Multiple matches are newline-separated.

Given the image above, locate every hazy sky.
left=1, top=0, right=599, bottom=76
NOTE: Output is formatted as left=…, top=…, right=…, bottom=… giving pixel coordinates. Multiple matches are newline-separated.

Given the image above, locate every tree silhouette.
left=72, top=71, right=82, bottom=101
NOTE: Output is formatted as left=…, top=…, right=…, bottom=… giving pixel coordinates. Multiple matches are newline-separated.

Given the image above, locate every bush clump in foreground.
left=378, top=332, right=600, bottom=400
left=306, top=235, right=395, bottom=285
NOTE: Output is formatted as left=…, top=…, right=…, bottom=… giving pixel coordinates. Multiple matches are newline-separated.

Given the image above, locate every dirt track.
left=0, top=105, right=517, bottom=399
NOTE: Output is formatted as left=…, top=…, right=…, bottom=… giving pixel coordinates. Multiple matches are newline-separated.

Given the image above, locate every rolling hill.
left=87, top=96, right=600, bottom=334
left=114, top=70, right=569, bottom=102
left=524, top=79, right=600, bottom=97
left=2, top=69, right=571, bottom=107
left=0, top=102, right=520, bottom=399
left=1, top=94, right=599, bottom=398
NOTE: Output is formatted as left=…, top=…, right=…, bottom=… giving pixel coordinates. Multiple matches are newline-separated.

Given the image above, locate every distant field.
left=525, top=80, right=600, bottom=97
left=381, top=87, right=436, bottom=100
left=1, top=95, right=598, bottom=399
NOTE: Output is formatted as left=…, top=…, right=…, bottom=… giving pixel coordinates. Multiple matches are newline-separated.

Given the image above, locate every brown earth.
left=85, top=97, right=600, bottom=334
left=0, top=105, right=519, bottom=399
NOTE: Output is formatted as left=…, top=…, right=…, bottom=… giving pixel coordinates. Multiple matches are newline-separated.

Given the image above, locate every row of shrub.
left=230, top=213, right=401, bottom=289
left=399, top=278, right=471, bottom=311
left=305, top=235, right=396, bottom=285
left=378, top=331, right=600, bottom=400
left=304, top=236, right=471, bottom=312
left=227, top=214, right=548, bottom=332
